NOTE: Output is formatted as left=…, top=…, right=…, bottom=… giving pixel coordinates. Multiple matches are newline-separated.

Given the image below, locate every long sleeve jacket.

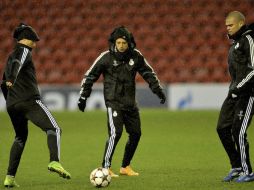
left=1, top=43, right=40, bottom=107
left=228, top=25, right=254, bottom=96
left=80, top=49, right=163, bottom=109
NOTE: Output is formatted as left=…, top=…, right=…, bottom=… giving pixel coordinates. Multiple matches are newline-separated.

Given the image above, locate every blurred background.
left=0, top=0, right=254, bottom=110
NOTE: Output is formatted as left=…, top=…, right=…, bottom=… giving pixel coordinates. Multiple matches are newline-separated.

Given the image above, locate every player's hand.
left=78, top=96, right=87, bottom=112
left=157, top=90, right=166, bottom=104
left=5, top=81, right=13, bottom=88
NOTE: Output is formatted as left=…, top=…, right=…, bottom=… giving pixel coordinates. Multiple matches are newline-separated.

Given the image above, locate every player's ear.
left=239, top=20, right=244, bottom=27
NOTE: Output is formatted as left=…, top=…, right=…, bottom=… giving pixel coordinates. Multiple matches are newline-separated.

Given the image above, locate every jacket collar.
left=16, top=42, right=32, bottom=51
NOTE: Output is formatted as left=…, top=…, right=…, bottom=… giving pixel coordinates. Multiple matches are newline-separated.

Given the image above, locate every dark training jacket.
left=80, top=49, right=163, bottom=109
left=1, top=43, right=40, bottom=107
left=228, top=25, right=254, bottom=96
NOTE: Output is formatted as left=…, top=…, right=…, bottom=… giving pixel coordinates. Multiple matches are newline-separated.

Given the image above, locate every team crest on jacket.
left=113, top=111, right=118, bottom=117
left=129, top=59, right=134, bottom=66
left=113, top=60, right=119, bottom=67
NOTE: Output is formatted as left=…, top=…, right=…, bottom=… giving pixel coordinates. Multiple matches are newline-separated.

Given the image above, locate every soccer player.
left=78, top=26, right=166, bottom=177
left=1, top=23, right=71, bottom=187
left=217, top=11, right=254, bottom=182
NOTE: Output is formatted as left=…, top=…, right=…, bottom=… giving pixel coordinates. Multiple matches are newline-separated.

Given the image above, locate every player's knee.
left=130, top=131, right=141, bottom=141
left=216, top=125, right=230, bottom=136
left=115, top=132, right=122, bottom=141
left=216, top=127, right=222, bottom=135
left=216, top=123, right=224, bottom=133
left=47, top=128, right=61, bottom=136
left=232, top=127, right=242, bottom=140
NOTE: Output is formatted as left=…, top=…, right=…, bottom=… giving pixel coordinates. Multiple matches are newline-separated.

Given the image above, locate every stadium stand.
left=0, top=0, right=253, bottom=84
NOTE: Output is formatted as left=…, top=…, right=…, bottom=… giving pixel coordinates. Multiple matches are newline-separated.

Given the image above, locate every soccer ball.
left=90, top=167, right=111, bottom=188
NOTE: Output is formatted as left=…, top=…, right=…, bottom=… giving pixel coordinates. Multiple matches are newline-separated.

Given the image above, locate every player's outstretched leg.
left=3, top=175, right=19, bottom=188
left=48, top=161, right=71, bottom=179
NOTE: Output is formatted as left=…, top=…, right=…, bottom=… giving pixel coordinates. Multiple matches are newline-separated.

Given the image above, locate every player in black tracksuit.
left=78, top=26, right=166, bottom=177
left=1, top=23, right=70, bottom=187
left=217, top=11, right=254, bottom=182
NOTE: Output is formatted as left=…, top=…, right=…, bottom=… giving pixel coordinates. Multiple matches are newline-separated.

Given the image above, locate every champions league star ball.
left=90, top=167, right=111, bottom=188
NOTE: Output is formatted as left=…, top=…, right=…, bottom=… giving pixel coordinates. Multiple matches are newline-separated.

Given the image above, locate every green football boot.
left=4, top=175, right=19, bottom=188
left=48, top=161, right=71, bottom=179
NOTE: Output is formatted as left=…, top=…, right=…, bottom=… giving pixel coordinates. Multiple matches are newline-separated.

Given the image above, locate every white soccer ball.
left=90, top=167, right=111, bottom=188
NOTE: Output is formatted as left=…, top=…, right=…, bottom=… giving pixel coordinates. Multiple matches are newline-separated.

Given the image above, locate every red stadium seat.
left=1, top=0, right=253, bottom=84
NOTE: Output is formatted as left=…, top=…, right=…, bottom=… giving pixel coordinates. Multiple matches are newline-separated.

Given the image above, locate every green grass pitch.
left=1, top=109, right=254, bottom=190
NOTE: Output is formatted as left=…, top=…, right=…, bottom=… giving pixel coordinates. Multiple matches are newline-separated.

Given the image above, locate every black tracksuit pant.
left=102, top=106, right=141, bottom=169
left=217, top=94, right=254, bottom=175
left=6, top=99, right=61, bottom=176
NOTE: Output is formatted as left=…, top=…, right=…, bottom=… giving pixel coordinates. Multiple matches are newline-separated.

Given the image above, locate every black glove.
left=156, top=90, right=166, bottom=104
left=78, top=96, right=87, bottom=112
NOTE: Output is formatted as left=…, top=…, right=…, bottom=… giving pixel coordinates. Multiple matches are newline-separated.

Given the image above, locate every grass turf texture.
left=1, top=109, right=254, bottom=190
